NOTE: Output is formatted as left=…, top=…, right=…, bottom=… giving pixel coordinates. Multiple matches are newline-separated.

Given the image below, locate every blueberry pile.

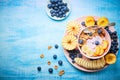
left=105, top=26, right=119, bottom=54
left=47, top=0, right=69, bottom=18
left=67, top=49, right=82, bottom=63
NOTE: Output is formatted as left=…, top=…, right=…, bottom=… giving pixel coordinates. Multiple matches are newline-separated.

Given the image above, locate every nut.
left=58, top=70, right=65, bottom=76
left=40, top=54, right=44, bottom=58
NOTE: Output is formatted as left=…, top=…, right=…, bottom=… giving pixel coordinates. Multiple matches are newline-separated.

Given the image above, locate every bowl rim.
left=77, top=26, right=111, bottom=59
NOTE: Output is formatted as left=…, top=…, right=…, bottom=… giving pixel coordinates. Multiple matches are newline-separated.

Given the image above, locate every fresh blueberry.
left=81, top=22, right=85, bottom=26
left=63, top=6, right=67, bottom=11
left=105, top=26, right=109, bottom=30
left=56, top=13, right=59, bottom=17
left=47, top=4, right=52, bottom=9
left=51, top=13, right=56, bottom=17
left=88, top=32, right=92, bottom=36
left=58, top=6, right=62, bottom=9
left=112, top=31, right=117, bottom=35
left=50, top=10, right=54, bottom=14
left=54, top=7, right=58, bottom=10
left=48, top=68, right=53, bottom=73
left=53, top=54, right=57, bottom=59
left=72, top=60, right=75, bottom=63
left=98, top=29, right=102, bottom=34
left=58, top=11, right=62, bottom=15
left=107, top=30, right=112, bottom=35
left=70, top=56, right=74, bottom=60
left=55, top=44, right=59, bottom=49
left=79, top=39, right=83, bottom=44
left=37, top=66, right=41, bottom=71
left=58, top=0, right=62, bottom=2
left=63, top=14, right=66, bottom=17
left=64, top=3, right=67, bottom=6
left=95, top=41, right=99, bottom=45
left=74, top=54, right=77, bottom=58
left=66, top=7, right=69, bottom=12
left=58, top=60, right=63, bottom=66
left=78, top=54, right=82, bottom=58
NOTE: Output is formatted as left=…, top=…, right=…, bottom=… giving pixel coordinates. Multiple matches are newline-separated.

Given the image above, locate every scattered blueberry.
left=79, top=39, right=83, bottom=44
left=53, top=54, right=57, bottom=59
left=55, top=44, right=59, bottom=49
left=98, top=29, right=102, bottom=34
left=58, top=60, right=63, bottom=66
left=95, top=41, right=99, bottom=45
left=81, top=22, right=86, bottom=26
left=48, top=68, right=53, bottom=73
left=37, top=66, right=41, bottom=72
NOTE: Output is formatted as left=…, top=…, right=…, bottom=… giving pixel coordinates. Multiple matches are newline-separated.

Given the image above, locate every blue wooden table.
left=0, top=0, right=120, bottom=80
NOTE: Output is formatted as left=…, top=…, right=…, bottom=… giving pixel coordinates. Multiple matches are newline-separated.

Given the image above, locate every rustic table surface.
left=0, top=0, right=120, bottom=80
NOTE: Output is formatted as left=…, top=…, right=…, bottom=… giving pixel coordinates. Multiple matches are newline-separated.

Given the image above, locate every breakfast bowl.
left=77, top=26, right=111, bottom=59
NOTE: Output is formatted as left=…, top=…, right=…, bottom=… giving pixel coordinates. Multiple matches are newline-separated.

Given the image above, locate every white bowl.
left=46, top=0, right=71, bottom=20
left=78, top=26, right=111, bottom=59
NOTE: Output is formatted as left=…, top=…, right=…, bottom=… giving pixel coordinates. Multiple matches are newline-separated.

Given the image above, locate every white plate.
left=46, top=0, right=71, bottom=20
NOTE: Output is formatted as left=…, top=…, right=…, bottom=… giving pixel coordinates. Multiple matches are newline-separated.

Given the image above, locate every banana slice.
left=75, top=58, right=106, bottom=70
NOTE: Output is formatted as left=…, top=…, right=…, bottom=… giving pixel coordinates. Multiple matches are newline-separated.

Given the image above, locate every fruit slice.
left=81, top=45, right=89, bottom=53
left=102, top=40, right=108, bottom=49
left=94, top=46, right=100, bottom=56
left=85, top=16, right=95, bottom=27
left=62, top=35, right=77, bottom=50
left=105, top=53, right=116, bottom=64
left=98, top=46, right=104, bottom=56
left=97, top=17, right=109, bottom=28
left=66, top=21, right=80, bottom=35
left=86, top=49, right=94, bottom=56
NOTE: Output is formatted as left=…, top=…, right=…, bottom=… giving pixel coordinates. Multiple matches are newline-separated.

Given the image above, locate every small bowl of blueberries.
left=46, top=0, right=71, bottom=20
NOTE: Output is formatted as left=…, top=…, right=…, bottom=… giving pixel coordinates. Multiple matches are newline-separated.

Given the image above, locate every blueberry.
left=112, top=31, right=117, bottom=35
left=66, top=7, right=69, bottom=12
left=78, top=54, right=82, bottom=58
left=58, top=6, right=62, bottom=9
left=58, top=11, right=62, bottom=15
left=64, top=3, right=67, bottom=6
left=54, top=7, right=58, bottom=10
left=72, top=60, right=75, bottom=63
left=79, top=39, right=83, bottom=44
left=88, top=32, right=92, bottom=36
left=81, top=22, right=85, bottom=26
left=58, top=0, right=62, bottom=2
left=55, top=44, right=59, bottom=49
left=105, top=26, right=109, bottom=30
left=50, top=10, right=54, bottom=14
left=48, top=68, right=53, bottom=73
left=47, top=4, right=52, bottom=9
left=95, top=41, right=99, bottom=45
left=55, top=4, right=58, bottom=7
left=74, top=54, right=77, bottom=58
left=63, top=14, right=66, bottom=17
left=53, top=54, right=57, bottom=59
left=98, top=29, right=102, bottom=34
left=56, top=13, right=59, bottom=17
left=70, top=56, right=74, bottom=60
left=58, top=60, right=63, bottom=66
left=51, top=13, right=56, bottom=17
left=63, top=6, right=67, bottom=11
left=37, top=66, right=41, bottom=71
left=107, top=30, right=112, bottom=35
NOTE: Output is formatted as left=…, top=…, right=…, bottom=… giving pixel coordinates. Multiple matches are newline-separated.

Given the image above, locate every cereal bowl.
left=78, top=26, right=111, bottom=59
